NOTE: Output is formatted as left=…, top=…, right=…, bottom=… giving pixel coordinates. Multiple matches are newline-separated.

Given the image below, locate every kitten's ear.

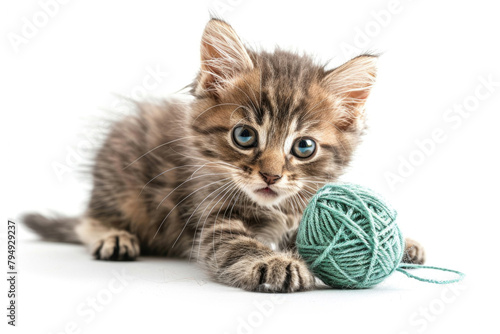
left=322, top=55, right=378, bottom=130
left=196, top=19, right=254, bottom=97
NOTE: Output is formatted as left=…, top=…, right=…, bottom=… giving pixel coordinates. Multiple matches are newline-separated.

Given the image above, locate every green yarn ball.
left=297, top=183, right=405, bottom=289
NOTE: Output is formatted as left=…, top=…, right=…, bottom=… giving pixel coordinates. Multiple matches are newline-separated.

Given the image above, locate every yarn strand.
left=396, top=264, right=465, bottom=284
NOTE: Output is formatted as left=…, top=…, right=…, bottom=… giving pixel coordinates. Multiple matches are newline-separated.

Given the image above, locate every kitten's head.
left=189, top=19, right=377, bottom=208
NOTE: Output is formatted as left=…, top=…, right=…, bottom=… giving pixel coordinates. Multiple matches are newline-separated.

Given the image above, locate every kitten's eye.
left=292, top=138, right=316, bottom=159
left=232, top=126, right=257, bottom=148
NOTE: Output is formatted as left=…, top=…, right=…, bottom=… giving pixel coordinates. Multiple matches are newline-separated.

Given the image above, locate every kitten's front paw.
left=402, top=238, right=425, bottom=265
left=251, top=254, right=315, bottom=293
left=92, top=231, right=140, bottom=261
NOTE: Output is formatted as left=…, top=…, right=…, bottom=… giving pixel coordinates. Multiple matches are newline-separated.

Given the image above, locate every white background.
left=1, top=0, right=499, bottom=333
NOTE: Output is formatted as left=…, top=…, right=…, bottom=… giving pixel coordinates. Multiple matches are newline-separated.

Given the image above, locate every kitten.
left=23, top=18, right=425, bottom=292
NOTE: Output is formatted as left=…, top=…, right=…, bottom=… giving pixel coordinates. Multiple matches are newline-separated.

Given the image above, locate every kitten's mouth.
left=255, top=187, right=278, bottom=197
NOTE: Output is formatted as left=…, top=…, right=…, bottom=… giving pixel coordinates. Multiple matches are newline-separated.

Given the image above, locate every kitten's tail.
left=22, top=213, right=82, bottom=244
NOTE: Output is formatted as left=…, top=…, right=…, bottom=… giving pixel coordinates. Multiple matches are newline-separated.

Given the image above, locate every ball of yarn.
left=296, top=183, right=404, bottom=288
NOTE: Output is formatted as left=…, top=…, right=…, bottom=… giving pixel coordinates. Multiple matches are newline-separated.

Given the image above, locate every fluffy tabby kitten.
left=24, top=18, right=424, bottom=292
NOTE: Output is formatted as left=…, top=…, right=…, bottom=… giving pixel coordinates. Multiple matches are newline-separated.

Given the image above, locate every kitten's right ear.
left=195, top=19, right=254, bottom=97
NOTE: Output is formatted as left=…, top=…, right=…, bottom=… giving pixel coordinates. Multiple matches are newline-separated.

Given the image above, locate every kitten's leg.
left=402, top=237, right=425, bottom=264
left=76, top=217, right=140, bottom=261
left=278, top=228, right=298, bottom=252
left=199, top=219, right=315, bottom=292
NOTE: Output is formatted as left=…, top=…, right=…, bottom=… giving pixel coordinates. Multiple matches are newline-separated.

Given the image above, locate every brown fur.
left=23, top=19, right=424, bottom=292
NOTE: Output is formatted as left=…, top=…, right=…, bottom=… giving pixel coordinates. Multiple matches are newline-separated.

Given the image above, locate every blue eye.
left=292, top=138, right=316, bottom=158
left=232, top=126, right=257, bottom=148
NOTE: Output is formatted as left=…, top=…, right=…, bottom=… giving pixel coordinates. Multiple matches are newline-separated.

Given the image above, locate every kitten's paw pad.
left=92, top=231, right=140, bottom=261
left=253, top=255, right=315, bottom=293
left=402, top=238, right=425, bottom=265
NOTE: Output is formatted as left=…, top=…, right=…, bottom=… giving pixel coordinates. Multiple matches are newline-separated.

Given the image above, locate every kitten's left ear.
left=196, top=19, right=254, bottom=97
left=322, top=55, right=378, bottom=129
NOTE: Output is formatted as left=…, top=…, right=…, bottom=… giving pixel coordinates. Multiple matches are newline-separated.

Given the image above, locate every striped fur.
left=23, top=19, right=425, bottom=292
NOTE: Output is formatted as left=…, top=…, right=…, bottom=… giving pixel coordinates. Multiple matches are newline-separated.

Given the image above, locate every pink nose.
left=259, top=172, right=281, bottom=185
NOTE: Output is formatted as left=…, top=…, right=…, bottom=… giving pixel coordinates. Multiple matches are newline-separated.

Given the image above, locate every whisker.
left=219, top=180, right=249, bottom=241
left=191, top=180, right=237, bottom=261
left=168, top=145, right=242, bottom=171
left=172, top=179, right=236, bottom=249
left=139, top=164, right=203, bottom=197
left=189, top=181, right=243, bottom=262
left=210, top=181, right=243, bottom=267
left=123, top=135, right=200, bottom=169
left=153, top=177, right=233, bottom=240
left=156, top=172, right=233, bottom=209
left=295, top=192, right=308, bottom=210
left=187, top=161, right=237, bottom=179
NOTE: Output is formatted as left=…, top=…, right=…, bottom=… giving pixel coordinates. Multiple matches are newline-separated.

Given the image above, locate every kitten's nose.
left=259, top=172, right=281, bottom=185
